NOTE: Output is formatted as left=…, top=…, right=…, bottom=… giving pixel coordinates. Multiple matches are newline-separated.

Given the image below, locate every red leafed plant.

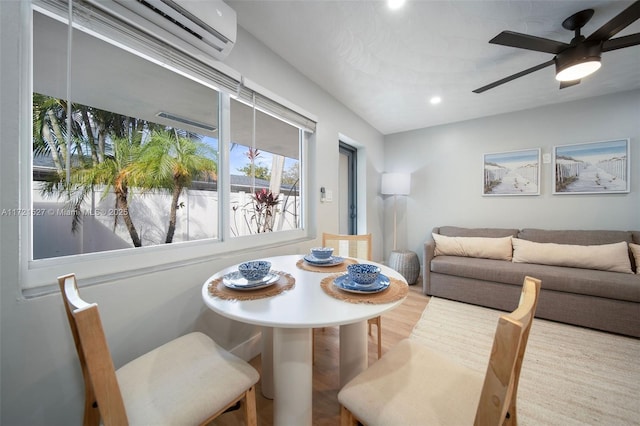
left=253, top=188, right=280, bottom=233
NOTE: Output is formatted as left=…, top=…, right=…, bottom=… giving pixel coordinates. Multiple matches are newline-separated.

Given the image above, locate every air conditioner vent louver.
left=85, top=0, right=236, bottom=61
left=139, top=0, right=206, bottom=41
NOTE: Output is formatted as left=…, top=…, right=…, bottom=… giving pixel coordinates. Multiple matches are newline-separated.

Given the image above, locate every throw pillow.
left=630, top=243, right=640, bottom=274
left=512, top=238, right=633, bottom=274
left=432, top=233, right=513, bottom=261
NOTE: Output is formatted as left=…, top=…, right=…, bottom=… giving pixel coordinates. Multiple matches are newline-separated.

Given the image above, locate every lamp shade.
left=381, top=173, right=410, bottom=195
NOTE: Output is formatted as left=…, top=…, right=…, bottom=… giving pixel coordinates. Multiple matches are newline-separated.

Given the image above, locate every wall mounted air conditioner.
left=85, top=0, right=237, bottom=61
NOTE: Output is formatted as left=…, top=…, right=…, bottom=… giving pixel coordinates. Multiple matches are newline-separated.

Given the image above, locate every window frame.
left=20, top=2, right=314, bottom=295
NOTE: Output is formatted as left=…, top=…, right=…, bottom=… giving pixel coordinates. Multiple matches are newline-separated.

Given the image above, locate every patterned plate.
left=333, top=274, right=390, bottom=294
left=222, top=271, right=279, bottom=290
left=304, top=255, right=345, bottom=266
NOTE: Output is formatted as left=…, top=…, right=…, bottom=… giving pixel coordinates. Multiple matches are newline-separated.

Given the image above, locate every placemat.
left=320, top=273, right=408, bottom=304
left=296, top=257, right=358, bottom=273
left=208, top=271, right=295, bottom=301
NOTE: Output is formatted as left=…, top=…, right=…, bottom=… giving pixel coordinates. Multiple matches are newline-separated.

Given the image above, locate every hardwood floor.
left=211, top=283, right=429, bottom=426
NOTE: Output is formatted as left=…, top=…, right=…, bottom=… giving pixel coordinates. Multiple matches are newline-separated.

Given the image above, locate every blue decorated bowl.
left=311, top=247, right=334, bottom=260
left=347, top=264, right=381, bottom=285
left=238, top=260, right=272, bottom=282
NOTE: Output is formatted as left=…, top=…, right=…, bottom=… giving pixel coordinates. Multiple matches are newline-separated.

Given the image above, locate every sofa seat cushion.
left=431, top=256, right=640, bottom=303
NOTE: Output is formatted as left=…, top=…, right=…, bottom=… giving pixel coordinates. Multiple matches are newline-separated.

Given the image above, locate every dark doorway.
left=339, top=142, right=357, bottom=234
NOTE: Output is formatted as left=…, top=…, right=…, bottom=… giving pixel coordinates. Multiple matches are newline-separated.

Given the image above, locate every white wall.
left=0, top=2, right=385, bottom=424
left=383, top=90, right=640, bottom=262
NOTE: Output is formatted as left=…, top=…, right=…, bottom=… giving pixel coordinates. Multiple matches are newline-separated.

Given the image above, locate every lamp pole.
left=392, top=193, right=398, bottom=251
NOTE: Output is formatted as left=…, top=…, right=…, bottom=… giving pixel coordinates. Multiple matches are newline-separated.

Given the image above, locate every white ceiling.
left=228, top=0, right=640, bottom=135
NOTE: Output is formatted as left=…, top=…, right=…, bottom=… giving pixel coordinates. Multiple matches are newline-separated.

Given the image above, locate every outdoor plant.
left=135, top=129, right=217, bottom=243
left=34, top=94, right=218, bottom=247
left=252, top=188, right=280, bottom=233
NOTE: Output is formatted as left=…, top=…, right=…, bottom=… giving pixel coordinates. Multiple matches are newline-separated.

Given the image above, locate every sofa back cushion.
left=437, top=226, right=519, bottom=238
left=512, top=238, right=633, bottom=274
left=517, top=229, right=632, bottom=245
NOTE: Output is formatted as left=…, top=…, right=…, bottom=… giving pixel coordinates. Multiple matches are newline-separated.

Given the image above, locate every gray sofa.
left=424, top=227, right=640, bottom=338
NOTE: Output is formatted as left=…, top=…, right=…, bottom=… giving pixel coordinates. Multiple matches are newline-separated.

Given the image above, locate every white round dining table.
left=201, top=254, right=408, bottom=426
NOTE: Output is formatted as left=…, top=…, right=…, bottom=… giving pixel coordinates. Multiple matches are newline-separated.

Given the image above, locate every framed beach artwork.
left=483, top=148, right=540, bottom=196
left=553, top=139, right=630, bottom=194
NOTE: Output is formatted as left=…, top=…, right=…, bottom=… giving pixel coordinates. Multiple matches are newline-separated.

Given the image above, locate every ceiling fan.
left=473, top=1, right=640, bottom=94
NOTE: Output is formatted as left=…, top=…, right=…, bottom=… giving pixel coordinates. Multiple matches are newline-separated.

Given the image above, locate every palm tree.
left=69, top=137, right=145, bottom=247
left=137, top=130, right=217, bottom=243
left=34, top=94, right=178, bottom=247
left=33, top=93, right=72, bottom=176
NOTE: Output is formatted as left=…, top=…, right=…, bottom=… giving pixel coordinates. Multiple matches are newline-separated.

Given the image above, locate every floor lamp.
left=382, top=172, right=419, bottom=284
left=381, top=173, right=411, bottom=251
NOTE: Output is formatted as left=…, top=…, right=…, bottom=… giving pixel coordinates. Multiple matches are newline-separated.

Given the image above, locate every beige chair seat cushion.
left=338, top=339, right=484, bottom=425
left=116, top=332, right=259, bottom=425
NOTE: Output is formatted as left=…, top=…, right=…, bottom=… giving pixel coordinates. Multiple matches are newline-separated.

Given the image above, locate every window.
left=229, top=98, right=302, bottom=236
left=23, top=3, right=315, bottom=291
left=32, top=11, right=220, bottom=259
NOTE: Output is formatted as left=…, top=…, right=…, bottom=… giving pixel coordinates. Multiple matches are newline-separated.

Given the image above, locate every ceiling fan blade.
left=560, top=80, right=581, bottom=89
left=586, top=1, right=640, bottom=42
left=490, top=31, right=569, bottom=54
left=473, top=59, right=555, bottom=93
left=602, top=32, right=640, bottom=51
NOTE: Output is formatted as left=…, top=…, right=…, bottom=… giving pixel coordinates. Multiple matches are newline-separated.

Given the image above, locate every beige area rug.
left=410, top=297, right=640, bottom=426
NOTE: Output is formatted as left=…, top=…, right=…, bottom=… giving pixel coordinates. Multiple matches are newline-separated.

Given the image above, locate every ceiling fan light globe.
left=555, top=60, right=601, bottom=81
left=387, top=0, right=405, bottom=10
left=555, top=42, right=602, bottom=82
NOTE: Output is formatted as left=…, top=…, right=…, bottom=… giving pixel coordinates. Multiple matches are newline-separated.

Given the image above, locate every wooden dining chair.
left=316, top=233, right=383, bottom=359
left=338, top=276, right=541, bottom=426
left=323, top=232, right=373, bottom=261
left=58, top=273, right=260, bottom=426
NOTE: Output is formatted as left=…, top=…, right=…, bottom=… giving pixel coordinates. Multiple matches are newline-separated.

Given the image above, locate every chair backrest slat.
left=474, top=276, right=541, bottom=426
left=322, top=233, right=372, bottom=260
left=58, top=274, right=128, bottom=425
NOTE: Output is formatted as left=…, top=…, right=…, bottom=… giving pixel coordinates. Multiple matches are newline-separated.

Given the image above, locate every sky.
left=555, top=140, right=628, bottom=161
left=203, top=137, right=297, bottom=175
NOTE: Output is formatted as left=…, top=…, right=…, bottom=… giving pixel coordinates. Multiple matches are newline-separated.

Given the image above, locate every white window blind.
left=34, top=0, right=316, bottom=132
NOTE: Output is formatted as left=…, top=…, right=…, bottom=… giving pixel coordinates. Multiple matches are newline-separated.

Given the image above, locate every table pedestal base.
left=273, top=328, right=312, bottom=426
left=261, top=327, right=274, bottom=399
left=260, top=321, right=369, bottom=426
left=339, top=321, right=368, bottom=386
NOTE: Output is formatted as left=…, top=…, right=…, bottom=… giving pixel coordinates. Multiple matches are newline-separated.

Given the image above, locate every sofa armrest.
left=423, top=227, right=439, bottom=295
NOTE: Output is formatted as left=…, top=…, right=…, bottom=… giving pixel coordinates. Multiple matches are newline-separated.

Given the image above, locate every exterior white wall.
left=383, top=90, right=640, bottom=261
left=32, top=189, right=301, bottom=258
left=0, top=3, right=385, bottom=424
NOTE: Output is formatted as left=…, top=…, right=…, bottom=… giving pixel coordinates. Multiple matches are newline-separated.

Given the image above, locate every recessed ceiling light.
left=388, top=0, right=405, bottom=10
left=430, top=96, right=442, bottom=105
